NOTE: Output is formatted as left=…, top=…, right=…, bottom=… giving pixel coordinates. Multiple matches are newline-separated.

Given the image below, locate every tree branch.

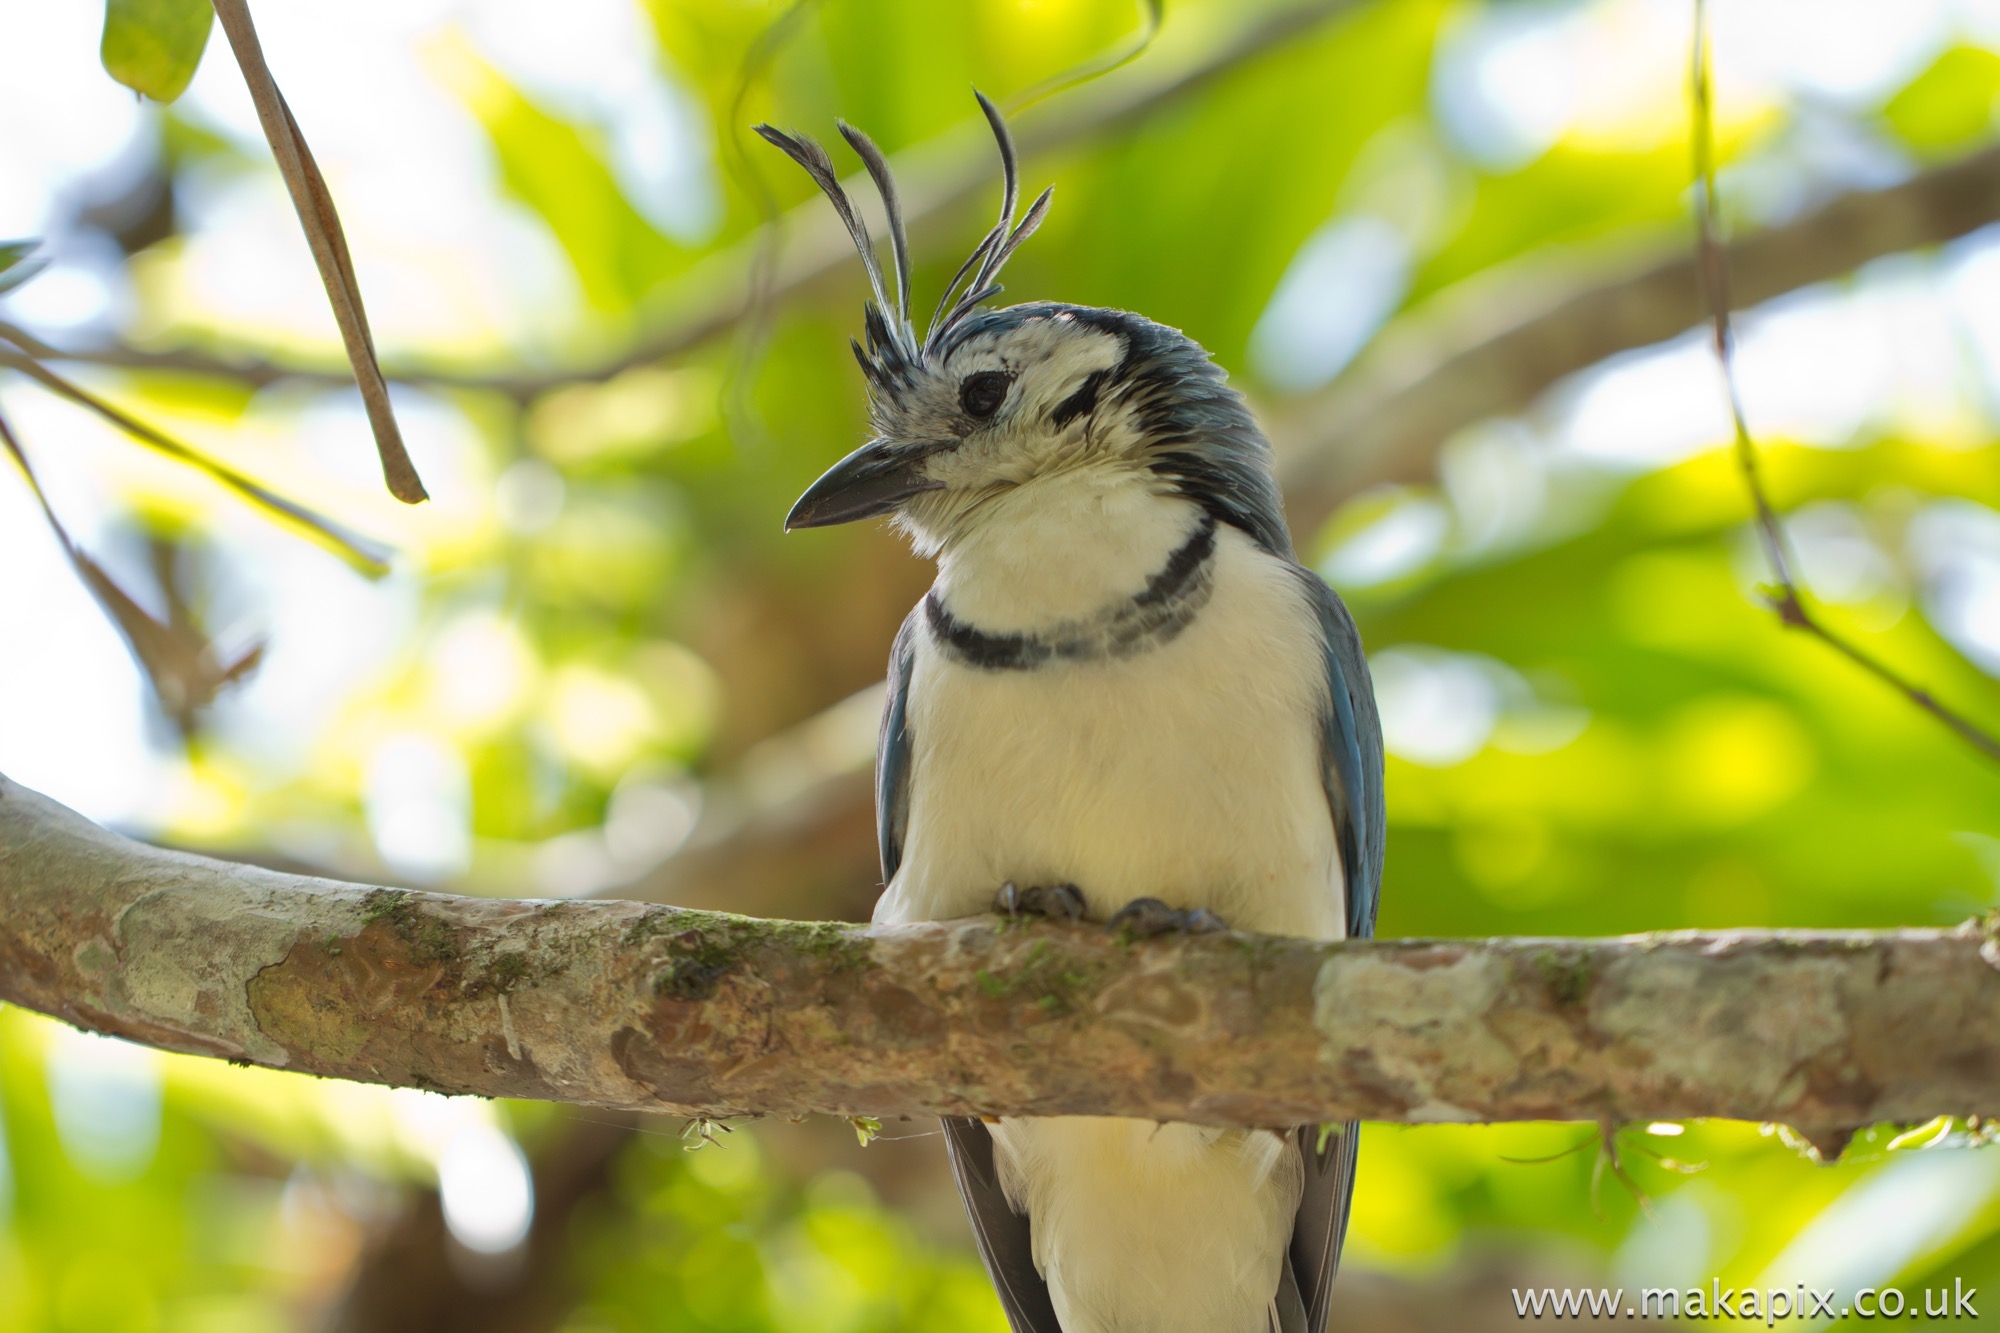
left=37, top=0, right=1365, bottom=402
left=27, top=13, right=2000, bottom=526
left=5, top=773, right=1998, bottom=1135
left=1685, top=0, right=2000, bottom=765
left=1275, top=141, right=2000, bottom=535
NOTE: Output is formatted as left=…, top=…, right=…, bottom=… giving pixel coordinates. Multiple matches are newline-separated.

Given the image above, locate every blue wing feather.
left=1290, top=564, right=1384, bottom=1332
left=1296, top=567, right=1384, bottom=942
left=877, top=609, right=919, bottom=884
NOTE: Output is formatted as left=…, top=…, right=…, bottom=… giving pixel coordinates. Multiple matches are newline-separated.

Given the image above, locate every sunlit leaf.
left=436, top=38, right=685, bottom=312
left=99, top=0, right=214, bottom=103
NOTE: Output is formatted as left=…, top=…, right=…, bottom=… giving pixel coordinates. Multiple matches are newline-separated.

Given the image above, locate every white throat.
left=931, top=467, right=1203, bottom=634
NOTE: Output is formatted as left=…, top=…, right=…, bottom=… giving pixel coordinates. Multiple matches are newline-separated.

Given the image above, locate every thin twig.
left=1689, top=0, right=2000, bottom=765
left=1498, top=1129, right=1596, bottom=1166
left=208, top=0, right=426, bottom=504
left=0, top=321, right=347, bottom=389
left=1005, top=0, right=1166, bottom=115
left=1621, top=1135, right=1706, bottom=1175
left=1591, top=1120, right=1656, bottom=1222
left=0, top=404, right=263, bottom=733
left=0, top=337, right=391, bottom=575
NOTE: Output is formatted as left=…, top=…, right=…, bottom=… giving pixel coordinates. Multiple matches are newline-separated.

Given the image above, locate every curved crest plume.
left=753, top=91, right=1053, bottom=393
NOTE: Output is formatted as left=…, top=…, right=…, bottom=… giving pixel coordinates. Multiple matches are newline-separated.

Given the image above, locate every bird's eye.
left=959, top=371, right=1012, bottom=421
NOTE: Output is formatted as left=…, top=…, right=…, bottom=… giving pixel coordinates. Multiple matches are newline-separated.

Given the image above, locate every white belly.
left=989, top=1117, right=1303, bottom=1333
left=877, top=526, right=1341, bottom=1333
left=876, top=526, right=1344, bottom=939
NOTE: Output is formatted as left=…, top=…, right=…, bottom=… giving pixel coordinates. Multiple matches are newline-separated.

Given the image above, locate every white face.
left=892, top=312, right=1136, bottom=547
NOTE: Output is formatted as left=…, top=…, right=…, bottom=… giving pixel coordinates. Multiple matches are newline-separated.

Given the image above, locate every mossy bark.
left=3, top=774, right=1997, bottom=1131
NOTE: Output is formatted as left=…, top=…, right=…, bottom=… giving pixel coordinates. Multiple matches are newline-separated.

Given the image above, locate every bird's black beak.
left=785, top=440, right=943, bottom=530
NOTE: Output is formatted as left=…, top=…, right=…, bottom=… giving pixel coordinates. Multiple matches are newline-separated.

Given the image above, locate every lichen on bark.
left=6, top=773, right=2000, bottom=1133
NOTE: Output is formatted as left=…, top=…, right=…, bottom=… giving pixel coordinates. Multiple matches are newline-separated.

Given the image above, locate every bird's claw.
left=1108, top=897, right=1227, bottom=938
left=994, top=880, right=1087, bottom=922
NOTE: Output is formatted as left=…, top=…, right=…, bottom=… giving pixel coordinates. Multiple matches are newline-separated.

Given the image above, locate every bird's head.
left=759, top=95, right=1291, bottom=559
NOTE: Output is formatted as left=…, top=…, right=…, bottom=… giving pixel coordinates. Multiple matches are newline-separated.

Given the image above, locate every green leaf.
left=100, top=0, right=214, bottom=103
left=1883, top=46, right=2000, bottom=157
left=0, top=240, right=44, bottom=297
left=442, top=41, right=683, bottom=312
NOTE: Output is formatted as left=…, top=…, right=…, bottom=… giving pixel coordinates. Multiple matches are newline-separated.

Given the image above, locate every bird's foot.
left=1108, top=897, right=1227, bottom=939
left=994, top=880, right=1087, bottom=923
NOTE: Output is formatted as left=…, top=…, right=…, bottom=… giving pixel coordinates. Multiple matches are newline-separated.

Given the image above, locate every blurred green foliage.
left=1886, top=46, right=2000, bottom=158
left=12, top=0, right=2000, bottom=1328
left=571, top=1131, right=1005, bottom=1333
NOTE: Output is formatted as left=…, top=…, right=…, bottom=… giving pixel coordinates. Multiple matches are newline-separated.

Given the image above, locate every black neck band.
left=924, top=515, right=1218, bottom=671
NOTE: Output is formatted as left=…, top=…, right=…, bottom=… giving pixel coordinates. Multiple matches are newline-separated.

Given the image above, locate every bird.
left=757, top=94, right=1384, bottom=1333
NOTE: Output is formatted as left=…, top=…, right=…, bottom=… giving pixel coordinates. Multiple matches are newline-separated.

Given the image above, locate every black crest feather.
left=755, top=91, right=1050, bottom=389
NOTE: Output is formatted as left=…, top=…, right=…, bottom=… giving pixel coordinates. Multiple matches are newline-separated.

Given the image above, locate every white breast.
left=880, top=487, right=1343, bottom=1333
left=876, top=522, right=1344, bottom=940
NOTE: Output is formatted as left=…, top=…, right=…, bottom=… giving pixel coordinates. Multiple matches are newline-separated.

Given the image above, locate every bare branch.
left=209, top=0, right=427, bottom=503
left=35, top=0, right=2000, bottom=546
left=0, top=334, right=392, bottom=575
left=1689, top=0, right=2000, bottom=765
left=1275, top=141, right=2000, bottom=535
left=5, top=772, right=1998, bottom=1135
left=0, top=329, right=349, bottom=391
left=48, top=0, right=1364, bottom=401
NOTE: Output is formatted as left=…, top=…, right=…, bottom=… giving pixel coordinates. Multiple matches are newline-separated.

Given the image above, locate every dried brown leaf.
left=209, top=0, right=427, bottom=505
left=0, top=405, right=262, bottom=734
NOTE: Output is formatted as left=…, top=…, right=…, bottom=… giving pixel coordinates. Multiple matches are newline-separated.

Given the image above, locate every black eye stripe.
left=959, top=370, right=1012, bottom=420
left=1049, top=369, right=1109, bottom=428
